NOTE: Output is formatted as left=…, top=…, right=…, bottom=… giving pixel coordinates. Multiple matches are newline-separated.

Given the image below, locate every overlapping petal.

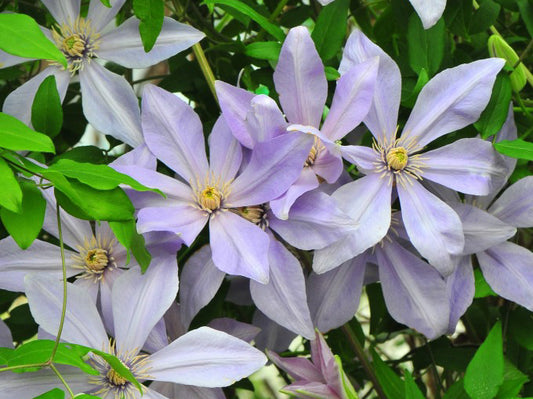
left=488, top=176, right=533, bottom=227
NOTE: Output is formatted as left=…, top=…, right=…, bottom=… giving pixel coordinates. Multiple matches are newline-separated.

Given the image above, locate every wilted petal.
left=402, top=58, right=505, bottom=148
left=99, top=17, right=203, bottom=68
left=229, top=133, right=314, bottom=206
left=422, top=138, right=506, bottom=195
left=478, top=241, right=533, bottom=311
left=446, top=256, right=474, bottom=333
left=339, top=30, right=401, bottom=143
left=151, top=381, right=226, bottom=399
left=274, top=26, right=327, bottom=127
left=208, top=117, right=242, bottom=183
left=307, top=254, right=367, bottom=332
left=3, top=66, right=70, bottom=126
left=210, top=212, right=270, bottom=283
left=321, top=57, right=378, bottom=140
left=489, top=176, right=533, bottom=227
left=376, top=240, right=449, bottom=339
left=148, top=327, right=266, bottom=387
left=25, top=274, right=107, bottom=348
left=180, top=245, right=226, bottom=330
left=142, top=84, right=209, bottom=181
left=250, top=235, right=314, bottom=339
left=42, top=0, right=80, bottom=26
left=409, top=0, right=446, bottom=29
left=79, top=62, right=143, bottom=147
left=398, top=179, right=464, bottom=276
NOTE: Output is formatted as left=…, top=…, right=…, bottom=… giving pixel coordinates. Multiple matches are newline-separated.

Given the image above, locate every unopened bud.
left=488, top=35, right=527, bottom=92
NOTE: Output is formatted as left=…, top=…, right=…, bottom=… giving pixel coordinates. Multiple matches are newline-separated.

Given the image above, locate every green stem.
left=192, top=42, right=218, bottom=103
left=0, top=363, right=50, bottom=373
left=341, top=324, right=387, bottom=399
left=50, top=363, right=75, bottom=398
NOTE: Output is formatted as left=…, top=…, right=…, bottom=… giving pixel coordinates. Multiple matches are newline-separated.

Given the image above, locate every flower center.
left=106, top=368, right=127, bottom=387
left=386, top=147, right=408, bottom=170
left=72, top=233, right=117, bottom=282
left=233, top=204, right=269, bottom=230
left=52, top=17, right=101, bottom=72
left=200, top=186, right=223, bottom=211
left=85, top=248, right=109, bottom=272
left=304, top=136, right=326, bottom=167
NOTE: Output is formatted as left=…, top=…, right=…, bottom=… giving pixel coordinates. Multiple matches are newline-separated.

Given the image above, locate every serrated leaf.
left=109, top=220, right=152, bottom=273
left=494, top=139, right=533, bottom=160
left=0, top=157, right=22, bottom=213
left=205, top=0, right=284, bottom=41
left=48, top=159, right=163, bottom=194
left=464, top=321, right=504, bottom=399
left=404, top=369, right=425, bottom=399
left=0, top=14, right=67, bottom=67
left=0, top=179, right=45, bottom=249
left=33, top=388, right=65, bottom=399
left=245, top=41, right=281, bottom=61
left=0, top=113, right=55, bottom=153
left=133, top=0, right=164, bottom=52
left=371, top=348, right=404, bottom=399
left=311, top=0, right=350, bottom=61
left=474, top=73, right=512, bottom=139
left=31, top=75, right=63, bottom=138
left=407, top=15, right=445, bottom=76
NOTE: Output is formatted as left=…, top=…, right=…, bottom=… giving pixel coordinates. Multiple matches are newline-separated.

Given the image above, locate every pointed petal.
left=229, top=133, right=314, bottom=206
left=142, top=84, right=209, bottom=181
left=377, top=240, right=449, bottom=339
left=209, top=212, right=270, bottom=283
left=148, top=326, right=266, bottom=387
left=79, top=62, right=143, bottom=147
left=307, top=254, right=367, bottom=332
left=313, top=174, right=391, bottom=273
left=409, top=0, right=446, bottom=29
left=180, top=245, right=226, bottom=330
left=245, top=95, right=288, bottom=143
left=113, top=257, right=178, bottom=353
left=111, top=143, right=156, bottom=169
left=99, top=17, right=204, bottom=68
left=339, top=30, right=401, bottom=143
left=489, top=176, right=533, bottom=227
left=250, top=235, right=315, bottom=339
left=478, top=241, right=533, bottom=311
left=269, top=190, right=353, bottom=250
left=42, top=0, right=80, bottom=26
left=283, top=381, right=341, bottom=399
left=397, top=179, right=464, bottom=276
left=422, top=138, right=507, bottom=195
left=25, top=274, right=108, bottom=348
left=321, top=57, right=378, bottom=140
left=267, top=350, right=322, bottom=382
left=274, top=26, right=327, bottom=127
left=0, top=50, right=32, bottom=68
left=151, top=381, right=226, bottom=399
left=208, top=117, right=242, bottom=182
left=3, top=67, right=70, bottom=126
left=341, top=145, right=377, bottom=171
left=87, top=0, right=126, bottom=31
left=446, top=256, right=474, bottom=333
left=402, top=58, right=505, bottom=147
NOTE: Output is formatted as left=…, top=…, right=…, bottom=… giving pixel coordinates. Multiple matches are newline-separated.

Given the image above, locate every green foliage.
left=474, top=268, right=498, bottom=298
left=474, top=73, right=512, bottom=139
left=245, top=41, right=281, bottom=61
left=311, top=0, right=350, bottom=61
left=494, top=139, right=533, bottom=160
left=33, top=388, right=65, bottom=399
left=404, top=369, right=425, bottom=399
left=0, top=157, right=23, bottom=213
left=31, top=76, right=63, bottom=139
left=407, top=15, right=445, bottom=76
left=133, top=0, right=165, bottom=52
left=371, top=348, right=404, bottom=399
left=0, top=113, right=55, bottom=153
left=109, top=219, right=152, bottom=272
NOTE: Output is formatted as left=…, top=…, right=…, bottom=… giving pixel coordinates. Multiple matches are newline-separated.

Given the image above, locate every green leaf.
left=470, top=0, right=501, bottom=34
left=494, top=139, right=533, bottom=161
left=133, top=0, right=165, bottom=52
left=88, top=348, right=143, bottom=393
left=48, top=159, right=163, bottom=194
left=31, top=75, right=63, bottom=138
left=474, top=268, right=497, bottom=298
left=517, top=0, right=533, bottom=37
left=334, top=355, right=358, bottom=399
left=0, top=157, right=22, bottom=213
left=0, top=14, right=67, bottom=68
left=371, top=348, right=404, bottom=399
left=401, top=68, right=429, bottom=108
left=244, top=41, right=281, bottom=61
left=442, top=379, right=470, bottom=399
left=325, top=66, right=340, bottom=81
left=495, top=359, right=529, bottom=398
left=109, top=220, right=152, bottom=273
left=464, top=321, right=504, bottom=399
left=509, top=307, right=533, bottom=350
left=99, top=0, right=111, bottom=7
left=311, top=0, right=349, bottom=61
left=0, top=113, right=55, bottom=153
left=33, top=388, right=65, bottom=399
left=0, top=347, right=13, bottom=365
left=0, top=179, right=46, bottom=249
left=474, top=73, right=512, bottom=139
left=407, top=14, right=445, bottom=76
left=404, top=369, right=425, bottom=399
left=205, top=0, right=285, bottom=41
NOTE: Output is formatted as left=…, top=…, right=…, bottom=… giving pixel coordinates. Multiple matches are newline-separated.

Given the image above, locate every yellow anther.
left=106, top=368, right=127, bottom=386
left=85, top=248, right=109, bottom=272
left=386, top=147, right=408, bottom=171
left=200, top=186, right=222, bottom=211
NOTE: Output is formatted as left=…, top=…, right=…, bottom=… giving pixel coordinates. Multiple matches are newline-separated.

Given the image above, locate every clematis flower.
left=315, top=29, right=506, bottom=275
left=1, top=0, right=204, bottom=147
left=216, top=26, right=377, bottom=219
left=268, top=330, right=357, bottom=399
left=114, top=84, right=315, bottom=284
left=7, top=261, right=266, bottom=399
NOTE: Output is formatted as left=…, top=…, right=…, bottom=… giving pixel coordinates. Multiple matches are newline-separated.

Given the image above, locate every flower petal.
left=42, top=0, right=80, bottom=26
left=0, top=319, right=13, bottom=349
left=397, top=179, right=464, bottom=276
left=250, top=234, right=315, bottom=339
left=253, top=311, right=296, bottom=352
left=446, top=256, right=474, bottom=333
left=147, top=326, right=267, bottom=387
left=341, top=145, right=377, bottom=171
left=402, top=58, right=505, bottom=148
left=98, top=17, right=204, bottom=68
left=208, top=117, right=242, bottom=183
left=142, top=84, right=209, bottom=181
left=339, top=30, right=401, bottom=143
left=489, top=176, right=533, bottom=228
left=245, top=94, right=288, bottom=143
left=79, top=62, right=143, bottom=147
left=151, top=381, right=226, bottom=399
left=87, top=0, right=126, bottom=30
left=267, top=350, right=322, bottom=382
left=409, top=0, right=446, bottom=29
left=209, top=212, right=270, bottom=283
left=274, top=26, right=327, bottom=127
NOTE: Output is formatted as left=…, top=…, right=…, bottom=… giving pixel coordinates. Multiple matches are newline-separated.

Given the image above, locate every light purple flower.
left=318, top=29, right=506, bottom=275
left=1, top=0, right=204, bottom=147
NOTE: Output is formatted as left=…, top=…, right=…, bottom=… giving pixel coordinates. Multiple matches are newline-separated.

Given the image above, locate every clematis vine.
left=1, top=0, right=204, bottom=147
left=315, top=29, right=506, bottom=276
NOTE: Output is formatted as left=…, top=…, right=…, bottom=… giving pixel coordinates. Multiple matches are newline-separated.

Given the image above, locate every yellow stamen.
left=386, top=147, right=408, bottom=170
left=200, top=186, right=222, bottom=211
left=85, top=248, right=109, bottom=272
left=106, top=369, right=127, bottom=386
